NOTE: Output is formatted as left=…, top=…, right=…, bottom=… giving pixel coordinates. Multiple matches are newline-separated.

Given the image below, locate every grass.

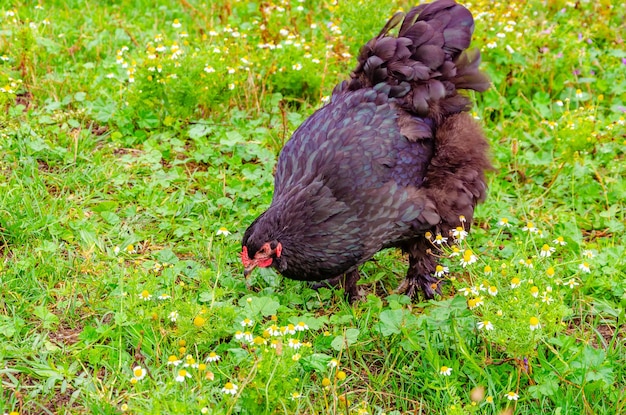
left=0, top=0, right=625, bottom=414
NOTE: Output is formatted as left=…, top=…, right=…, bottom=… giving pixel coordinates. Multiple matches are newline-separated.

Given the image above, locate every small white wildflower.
left=216, top=227, right=230, bottom=236
left=206, top=352, right=220, bottom=362
left=477, top=320, right=494, bottom=331
left=168, top=311, right=179, bottom=322
left=222, top=382, right=238, bottom=395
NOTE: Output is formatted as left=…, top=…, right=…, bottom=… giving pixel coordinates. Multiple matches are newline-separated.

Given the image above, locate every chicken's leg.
left=397, top=236, right=441, bottom=299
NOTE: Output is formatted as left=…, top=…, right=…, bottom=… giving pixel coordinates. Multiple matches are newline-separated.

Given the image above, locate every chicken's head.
left=241, top=240, right=282, bottom=277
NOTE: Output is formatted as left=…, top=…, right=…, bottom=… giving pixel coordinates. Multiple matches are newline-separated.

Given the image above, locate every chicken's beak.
left=243, top=264, right=256, bottom=278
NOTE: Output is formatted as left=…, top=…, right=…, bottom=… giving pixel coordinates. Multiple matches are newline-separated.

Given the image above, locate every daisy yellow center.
left=529, top=317, right=540, bottom=326
left=463, top=250, right=474, bottom=261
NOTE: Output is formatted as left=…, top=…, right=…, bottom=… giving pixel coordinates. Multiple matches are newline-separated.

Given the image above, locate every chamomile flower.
left=566, top=279, right=580, bottom=289
left=175, top=369, right=192, bottom=382
left=267, top=324, right=282, bottom=336
left=487, top=285, right=498, bottom=296
left=328, top=358, right=339, bottom=368
left=483, top=265, right=493, bottom=275
left=460, top=250, right=477, bottom=267
left=434, top=234, right=448, bottom=245
left=206, top=352, right=220, bottom=362
left=452, top=227, right=468, bottom=241
left=168, top=311, right=179, bottom=322
left=240, top=318, right=254, bottom=327
left=582, top=250, right=594, bottom=259
left=458, top=287, right=472, bottom=297
left=183, top=355, right=198, bottom=368
left=477, top=320, right=494, bottom=331
left=578, top=262, right=591, bottom=273
left=497, top=217, right=511, bottom=227
left=439, top=366, right=453, bottom=376
left=522, top=222, right=538, bottom=233
left=288, top=338, right=302, bottom=349
left=510, top=277, right=521, bottom=288
left=240, top=331, right=253, bottom=342
left=252, top=336, right=266, bottom=346
left=530, top=286, right=539, bottom=297
left=172, top=19, right=182, bottom=28
left=553, top=236, right=567, bottom=246
left=541, top=292, right=554, bottom=304
left=167, top=355, right=182, bottom=366
left=529, top=316, right=541, bottom=331
left=540, top=244, right=556, bottom=257
left=546, top=267, right=555, bottom=277
left=295, top=321, right=309, bottom=331
left=290, top=392, right=302, bottom=400
left=467, top=297, right=483, bottom=309
left=434, top=265, right=449, bottom=278
left=132, top=366, right=147, bottom=381
left=505, top=391, right=519, bottom=401
left=216, top=227, right=230, bottom=236
left=222, top=381, right=238, bottom=395
left=139, top=290, right=152, bottom=301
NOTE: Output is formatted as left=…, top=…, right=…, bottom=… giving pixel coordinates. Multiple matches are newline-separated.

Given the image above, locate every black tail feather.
left=347, top=0, right=489, bottom=120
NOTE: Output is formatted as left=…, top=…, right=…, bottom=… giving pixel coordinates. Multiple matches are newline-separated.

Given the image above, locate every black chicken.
left=241, top=0, right=491, bottom=300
